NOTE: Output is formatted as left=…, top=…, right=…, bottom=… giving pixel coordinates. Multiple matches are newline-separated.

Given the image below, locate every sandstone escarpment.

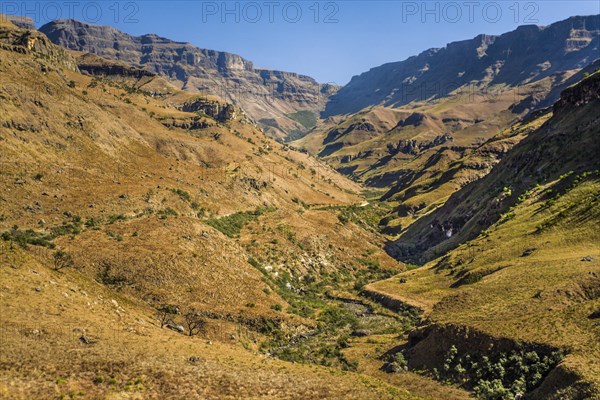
left=39, top=19, right=335, bottom=139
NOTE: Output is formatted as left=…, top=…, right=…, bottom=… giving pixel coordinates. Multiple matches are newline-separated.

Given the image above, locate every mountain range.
left=0, top=11, right=599, bottom=400
left=294, top=15, right=599, bottom=236
left=324, top=15, right=599, bottom=116
left=39, top=18, right=337, bottom=139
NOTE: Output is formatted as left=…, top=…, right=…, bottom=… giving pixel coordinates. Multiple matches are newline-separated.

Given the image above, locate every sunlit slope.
left=389, top=70, right=600, bottom=262
left=369, top=72, right=600, bottom=399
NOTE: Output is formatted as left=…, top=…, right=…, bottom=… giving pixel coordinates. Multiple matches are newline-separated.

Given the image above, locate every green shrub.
left=431, top=345, right=563, bottom=399
left=158, top=208, right=178, bottom=219
left=205, top=207, right=276, bottom=238
left=97, top=260, right=129, bottom=286
left=53, top=250, right=75, bottom=271
left=389, top=352, right=408, bottom=372
left=170, top=188, right=192, bottom=203
left=1, top=226, right=55, bottom=249
left=107, top=214, right=127, bottom=224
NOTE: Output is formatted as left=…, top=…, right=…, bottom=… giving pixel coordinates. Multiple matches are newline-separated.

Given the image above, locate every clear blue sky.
left=4, top=1, right=599, bottom=84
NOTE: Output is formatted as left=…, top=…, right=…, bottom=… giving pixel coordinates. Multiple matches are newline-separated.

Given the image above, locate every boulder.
left=166, top=323, right=185, bottom=334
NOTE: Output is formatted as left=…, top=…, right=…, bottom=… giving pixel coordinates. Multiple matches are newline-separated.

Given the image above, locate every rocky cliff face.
left=180, top=97, right=236, bottom=122
left=554, top=62, right=600, bottom=113
left=75, top=53, right=155, bottom=78
left=4, top=15, right=35, bottom=30
left=39, top=19, right=335, bottom=139
left=0, top=17, right=78, bottom=71
left=324, top=15, right=599, bottom=117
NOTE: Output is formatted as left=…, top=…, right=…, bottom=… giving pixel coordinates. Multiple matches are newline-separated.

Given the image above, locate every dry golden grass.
left=0, top=244, right=424, bottom=400
left=0, top=23, right=445, bottom=399
left=370, top=178, right=600, bottom=392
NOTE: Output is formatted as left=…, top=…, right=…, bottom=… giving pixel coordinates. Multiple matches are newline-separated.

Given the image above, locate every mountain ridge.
left=324, top=15, right=599, bottom=117
left=38, top=18, right=337, bottom=139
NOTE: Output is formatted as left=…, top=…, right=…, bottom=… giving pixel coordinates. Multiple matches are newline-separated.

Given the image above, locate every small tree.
left=53, top=250, right=74, bottom=271
left=183, top=309, right=206, bottom=337
left=156, top=304, right=179, bottom=328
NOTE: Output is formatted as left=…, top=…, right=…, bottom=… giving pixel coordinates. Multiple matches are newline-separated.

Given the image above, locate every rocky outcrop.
left=181, top=98, right=236, bottom=122
left=160, top=118, right=213, bottom=131
left=76, top=53, right=155, bottom=78
left=386, top=134, right=453, bottom=157
left=0, top=20, right=78, bottom=71
left=554, top=66, right=600, bottom=114
left=5, top=15, right=35, bottom=30
left=395, top=112, right=425, bottom=128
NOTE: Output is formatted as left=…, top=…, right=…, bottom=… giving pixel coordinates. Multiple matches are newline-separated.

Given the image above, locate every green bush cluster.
left=387, top=352, right=409, bottom=373
left=158, top=208, right=178, bottom=219
left=1, top=226, right=55, bottom=249
left=205, top=206, right=276, bottom=238
left=107, top=214, right=127, bottom=224
left=331, top=203, right=390, bottom=232
left=96, top=260, right=129, bottom=287
left=170, top=188, right=192, bottom=203
left=1, top=214, right=89, bottom=249
left=260, top=302, right=359, bottom=370
left=433, top=345, right=563, bottom=399
left=247, top=253, right=406, bottom=370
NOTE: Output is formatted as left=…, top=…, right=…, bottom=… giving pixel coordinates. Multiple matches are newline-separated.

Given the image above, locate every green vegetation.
left=434, top=346, right=563, bottom=400
left=286, top=110, right=317, bottom=129
left=52, top=250, right=75, bottom=271
left=96, top=260, right=129, bottom=287
left=0, top=216, right=85, bottom=249
left=205, top=207, right=276, bottom=238
left=386, top=352, right=408, bottom=373
left=107, top=214, right=127, bottom=224
left=170, top=188, right=192, bottom=203
left=1, top=226, right=56, bottom=248
left=106, top=230, right=124, bottom=241
left=291, top=197, right=308, bottom=209
left=261, top=305, right=358, bottom=370
left=316, top=202, right=391, bottom=233
left=158, top=208, right=178, bottom=219
left=246, top=254, right=408, bottom=369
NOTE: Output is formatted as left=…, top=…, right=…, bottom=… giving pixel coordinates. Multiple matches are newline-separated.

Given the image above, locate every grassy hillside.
left=0, top=242, right=422, bottom=400
left=390, top=70, right=600, bottom=263
left=367, top=72, right=600, bottom=399
left=293, top=73, right=580, bottom=238
left=0, top=19, right=471, bottom=399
